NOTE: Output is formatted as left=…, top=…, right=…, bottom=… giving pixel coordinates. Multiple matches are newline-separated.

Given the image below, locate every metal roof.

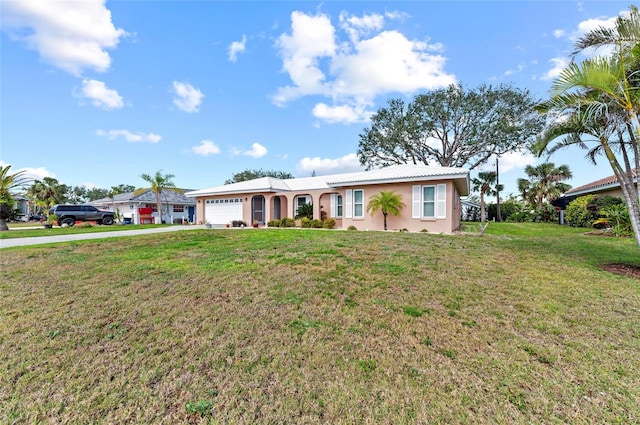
left=185, top=164, right=470, bottom=197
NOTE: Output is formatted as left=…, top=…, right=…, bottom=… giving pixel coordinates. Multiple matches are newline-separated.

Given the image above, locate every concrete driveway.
left=0, top=225, right=209, bottom=249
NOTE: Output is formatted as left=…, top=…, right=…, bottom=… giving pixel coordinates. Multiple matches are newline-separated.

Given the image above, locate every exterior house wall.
left=590, top=187, right=623, bottom=198
left=336, top=181, right=459, bottom=233
left=193, top=180, right=461, bottom=232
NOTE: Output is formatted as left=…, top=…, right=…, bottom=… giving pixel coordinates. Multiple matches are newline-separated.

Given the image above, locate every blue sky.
left=0, top=1, right=631, bottom=197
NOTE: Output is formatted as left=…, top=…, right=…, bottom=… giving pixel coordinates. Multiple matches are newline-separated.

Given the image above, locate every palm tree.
left=0, top=165, right=30, bottom=231
left=26, top=177, right=67, bottom=214
left=536, top=5, right=640, bottom=248
left=471, top=171, right=503, bottom=232
left=366, top=190, right=405, bottom=230
left=140, top=170, right=177, bottom=224
left=516, top=163, right=572, bottom=209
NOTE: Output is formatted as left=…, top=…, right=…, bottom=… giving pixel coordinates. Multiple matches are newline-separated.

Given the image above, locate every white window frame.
left=353, top=189, right=364, bottom=218
left=330, top=194, right=344, bottom=218
left=412, top=184, right=446, bottom=219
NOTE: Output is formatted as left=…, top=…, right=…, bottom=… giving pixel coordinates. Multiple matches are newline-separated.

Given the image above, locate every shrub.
left=347, top=225, right=357, bottom=231
left=507, top=211, right=531, bottom=222
left=280, top=217, right=296, bottom=227
left=300, top=217, right=311, bottom=228
left=295, top=203, right=313, bottom=220
left=76, top=222, right=93, bottom=228
left=566, top=195, right=623, bottom=228
left=531, top=205, right=558, bottom=223
left=231, top=220, right=246, bottom=227
left=310, top=219, right=323, bottom=228
left=323, top=218, right=336, bottom=229
left=593, top=204, right=632, bottom=236
left=267, top=219, right=281, bottom=227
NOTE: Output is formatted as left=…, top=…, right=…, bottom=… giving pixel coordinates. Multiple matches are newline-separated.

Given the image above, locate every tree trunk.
left=383, top=213, right=388, bottom=230
left=0, top=218, right=8, bottom=231
left=156, top=193, right=163, bottom=224
left=601, top=138, right=640, bottom=248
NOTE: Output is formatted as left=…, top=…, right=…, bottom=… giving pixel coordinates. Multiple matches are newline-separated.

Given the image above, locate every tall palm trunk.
left=156, top=194, right=163, bottom=224
left=601, top=137, right=640, bottom=247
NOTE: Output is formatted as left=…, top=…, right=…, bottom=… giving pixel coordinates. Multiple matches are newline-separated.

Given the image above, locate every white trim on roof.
left=185, top=165, right=470, bottom=197
left=563, top=181, right=622, bottom=198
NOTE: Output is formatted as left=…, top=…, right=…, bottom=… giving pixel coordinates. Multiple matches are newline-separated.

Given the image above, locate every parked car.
left=49, top=205, right=115, bottom=226
left=29, top=214, right=46, bottom=221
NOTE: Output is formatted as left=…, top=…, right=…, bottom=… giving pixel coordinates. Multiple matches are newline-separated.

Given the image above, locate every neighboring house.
left=554, top=171, right=636, bottom=208
left=461, top=199, right=481, bottom=221
left=91, top=189, right=196, bottom=224
left=185, top=164, right=470, bottom=233
left=13, top=195, right=29, bottom=216
left=552, top=171, right=636, bottom=224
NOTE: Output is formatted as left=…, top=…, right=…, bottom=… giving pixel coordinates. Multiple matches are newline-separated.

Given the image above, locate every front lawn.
left=0, top=223, right=169, bottom=239
left=1, top=224, right=638, bottom=423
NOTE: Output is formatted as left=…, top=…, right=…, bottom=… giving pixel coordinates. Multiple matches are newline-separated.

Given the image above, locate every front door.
left=273, top=196, right=281, bottom=220
left=252, top=195, right=265, bottom=224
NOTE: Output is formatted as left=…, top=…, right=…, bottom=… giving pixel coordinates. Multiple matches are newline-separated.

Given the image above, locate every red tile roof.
left=564, top=169, right=636, bottom=195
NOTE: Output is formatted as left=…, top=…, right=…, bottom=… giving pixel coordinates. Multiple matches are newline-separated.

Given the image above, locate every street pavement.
left=0, top=225, right=210, bottom=249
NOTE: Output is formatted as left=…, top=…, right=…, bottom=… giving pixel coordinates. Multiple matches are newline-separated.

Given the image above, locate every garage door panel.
left=205, top=198, right=243, bottom=224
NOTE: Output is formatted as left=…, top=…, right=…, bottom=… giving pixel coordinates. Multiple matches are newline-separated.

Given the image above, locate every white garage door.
left=204, top=198, right=243, bottom=224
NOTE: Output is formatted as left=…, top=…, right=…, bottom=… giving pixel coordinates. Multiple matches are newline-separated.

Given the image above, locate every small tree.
left=295, top=203, right=313, bottom=220
left=0, top=165, right=30, bottom=231
left=516, top=163, right=572, bottom=209
left=471, top=171, right=503, bottom=235
left=366, top=190, right=406, bottom=231
left=140, top=170, right=178, bottom=224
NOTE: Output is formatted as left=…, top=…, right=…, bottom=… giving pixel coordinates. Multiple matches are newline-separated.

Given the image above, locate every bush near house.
left=323, top=218, right=336, bottom=229
left=279, top=217, right=296, bottom=227
left=566, top=195, right=624, bottom=228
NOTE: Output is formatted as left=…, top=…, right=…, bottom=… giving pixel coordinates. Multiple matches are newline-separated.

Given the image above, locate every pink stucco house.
left=185, top=164, right=470, bottom=233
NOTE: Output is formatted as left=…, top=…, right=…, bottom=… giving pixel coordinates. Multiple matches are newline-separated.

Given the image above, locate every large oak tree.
left=357, top=83, right=544, bottom=170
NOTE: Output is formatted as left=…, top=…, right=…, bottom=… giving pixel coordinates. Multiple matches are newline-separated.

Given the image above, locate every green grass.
left=1, top=223, right=639, bottom=424
left=0, top=223, right=169, bottom=239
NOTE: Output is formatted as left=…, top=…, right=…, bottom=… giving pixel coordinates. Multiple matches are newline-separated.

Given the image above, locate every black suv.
left=49, top=205, right=115, bottom=226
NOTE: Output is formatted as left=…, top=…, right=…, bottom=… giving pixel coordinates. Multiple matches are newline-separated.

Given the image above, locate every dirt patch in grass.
left=600, top=263, right=640, bottom=279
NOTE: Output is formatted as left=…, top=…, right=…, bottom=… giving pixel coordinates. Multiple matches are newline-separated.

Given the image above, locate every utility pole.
left=496, top=157, right=502, bottom=222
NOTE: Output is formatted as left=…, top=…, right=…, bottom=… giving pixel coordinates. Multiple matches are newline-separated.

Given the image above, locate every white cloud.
left=339, top=11, right=385, bottom=43
left=0, top=161, right=56, bottom=182
left=274, top=11, right=336, bottom=105
left=274, top=11, right=455, bottom=123
left=553, top=29, right=565, bottom=38
left=296, top=153, right=363, bottom=175
left=192, top=140, right=220, bottom=156
left=541, top=57, right=570, bottom=81
left=504, top=63, right=525, bottom=76
left=76, top=79, right=123, bottom=109
left=1, top=0, right=127, bottom=76
left=237, top=142, right=268, bottom=158
left=96, top=129, right=161, bottom=143
left=478, top=152, right=536, bottom=173
left=312, top=103, right=373, bottom=124
left=228, top=35, right=247, bottom=62
left=172, top=81, right=204, bottom=113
